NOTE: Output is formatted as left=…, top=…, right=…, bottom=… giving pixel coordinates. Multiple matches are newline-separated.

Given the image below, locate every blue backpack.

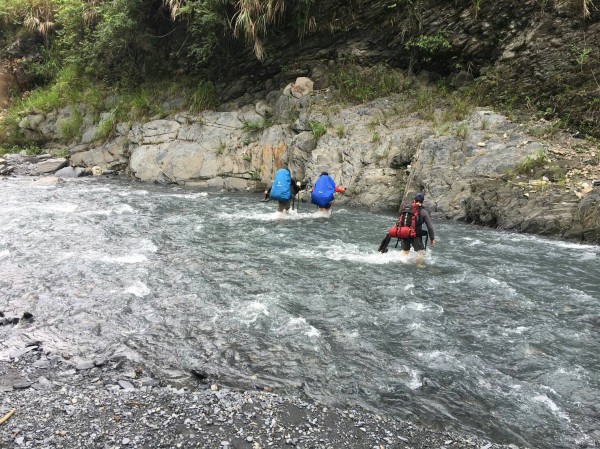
left=269, top=169, right=292, bottom=201
left=311, top=175, right=336, bottom=207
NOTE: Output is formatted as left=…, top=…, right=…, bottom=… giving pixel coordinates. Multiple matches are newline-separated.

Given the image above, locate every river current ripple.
left=1, top=177, right=598, bottom=448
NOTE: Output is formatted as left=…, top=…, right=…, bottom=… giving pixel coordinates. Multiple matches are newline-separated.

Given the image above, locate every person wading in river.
left=310, top=172, right=345, bottom=215
left=267, top=166, right=303, bottom=214
left=399, top=192, right=436, bottom=266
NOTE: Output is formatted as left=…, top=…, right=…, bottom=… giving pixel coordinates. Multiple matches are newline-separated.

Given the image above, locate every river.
left=1, top=176, right=598, bottom=448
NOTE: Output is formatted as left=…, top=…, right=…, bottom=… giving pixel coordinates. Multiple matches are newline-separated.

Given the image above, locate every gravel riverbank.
left=0, top=343, right=519, bottom=449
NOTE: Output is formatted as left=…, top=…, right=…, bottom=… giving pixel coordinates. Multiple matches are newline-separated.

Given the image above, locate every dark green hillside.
left=1, top=0, right=599, bottom=140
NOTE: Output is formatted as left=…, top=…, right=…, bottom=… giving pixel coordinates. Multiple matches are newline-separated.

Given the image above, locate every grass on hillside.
left=0, top=67, right=217, bottom=146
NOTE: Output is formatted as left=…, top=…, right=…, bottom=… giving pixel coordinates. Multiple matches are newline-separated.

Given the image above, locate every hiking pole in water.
left=378, top=234, right=391, bottom=253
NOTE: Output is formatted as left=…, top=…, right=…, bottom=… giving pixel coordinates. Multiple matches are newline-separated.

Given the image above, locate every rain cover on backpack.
left=311, top=175, right=336, bottom=207
left=269, top=169, right=292, bottom=201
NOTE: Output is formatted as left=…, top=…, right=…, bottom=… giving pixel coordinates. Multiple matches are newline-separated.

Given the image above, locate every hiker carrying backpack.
left=269, top=167, right=302, bottom=213
left=378, top=193, right=436, bottom=263
left=311, top=172, right=345, bottom=210
left=270, top=168, right=292, bottom=201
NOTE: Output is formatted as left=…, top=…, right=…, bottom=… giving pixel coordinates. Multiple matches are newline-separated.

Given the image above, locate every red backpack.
left=388, top=202, right=419, bottom=239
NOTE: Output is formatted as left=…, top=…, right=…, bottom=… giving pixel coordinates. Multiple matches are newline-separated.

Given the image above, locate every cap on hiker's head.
left=415, top=192, right=425, bottom=202
left=321, top=171, right=329, bottom=176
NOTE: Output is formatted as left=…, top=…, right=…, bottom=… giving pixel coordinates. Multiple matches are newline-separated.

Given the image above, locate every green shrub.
left=309, top=121, right=327, bottom=140
left=0, top=111, right=24, bottom=146
left=0, top=144, right=43, bottom=156
left=250, top=167, right=261, bottom=180
left=214, top=142, right=226, bottom=155
left=331, top=63, right=410, bottom=103
left=186, top=81, right=218, bottom=113
left=22, top=88, right=62, bottom=112
left=242, top=119, right=267, bottom=132
left=443, top=96, right=473, bottom=121
left=94, top=112, right=117, bottom=141
left=53, top=147, right=70, bottom=158
left=59, top=107, right=83, bottom=142
left=508, top=150, right=548, bottom=177
left=455, top=122, right=470, bottom=140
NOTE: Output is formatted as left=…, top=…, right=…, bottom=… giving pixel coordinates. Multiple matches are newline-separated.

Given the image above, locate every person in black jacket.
left=261, top=177, right=308, bottom=212
left=400, top=192, right=436, bottom=266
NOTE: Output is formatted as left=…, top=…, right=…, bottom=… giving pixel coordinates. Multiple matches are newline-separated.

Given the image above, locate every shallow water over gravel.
left=1, top=177, right=599, bottom=448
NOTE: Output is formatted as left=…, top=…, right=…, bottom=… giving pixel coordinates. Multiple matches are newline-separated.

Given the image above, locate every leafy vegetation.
left=59, top=107, right=83, bottom=142
left=242, top=119, right=269, bottom=132
left=0, top=0, right=598, bottom=144
left=507, top=150, right=548, bottom=178
left=249, top=167, right=261, bottom=180
left=405, top=31, right=452, bottom=65
left=330, top=64, right=411, bottom=104
left=309, top=121, right=327, bottom=140
left=94, top=112, right=117, bottom=142
left=0, top=143, right=43, bottom=156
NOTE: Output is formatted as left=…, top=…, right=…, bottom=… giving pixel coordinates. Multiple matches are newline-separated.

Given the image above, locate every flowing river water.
left=1, top=176, right=599, bottom=448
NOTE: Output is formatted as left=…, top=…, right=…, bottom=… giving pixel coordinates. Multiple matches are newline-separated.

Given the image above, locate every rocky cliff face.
left=8, top=77, right=600, bottom=244
left=221, top=0, right=599, bottom=138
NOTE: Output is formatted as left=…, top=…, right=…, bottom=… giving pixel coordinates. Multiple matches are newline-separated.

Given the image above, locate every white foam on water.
left=579, top=251, right=597, bottom=261
left=448, top=274, right=467, bottom=284
left=218, top=208, right=329, bottom=223
left=419, top=350, right=458, bottom=369
left=286, top=240, right=436, bottom=266
left=81, top=210, right=112, bottom=216
left=125, top=281, right=151, bottom=297
left=0, top=249, right=9, bottom=259
left=137, top=239, right=158, bottom=253
left=505, top=326, right=529, bottom=335
left=25, top=202, right=79, bottom=213
left=396, top=365, right=423, bottom=390
left=278, top=316, right=321, bottom=338
left=399, top=302, right=443, bottom=315
left=547, top=240, right=599, bottom=251
left=531, top=394, right=571, bottom=422
left=165, top=192, right=209, bottom=199
left=554, top=366, right=585, bottom=380
left=560, top=286, right=597, bottom=303
left=540, top=385, right=561, bottom=397
left=320, top=240, right=437, bottom=266
left=113, top=204, right=135, bottom=214
left=80, top=204, right=136, bottom=216
left=504, top=231, right=600, bottom=256
left=101, top=254, right=148, bottom=264
left=217, top=210, right=284, bottom=222
left=466, top=239, right=484, bottom=246
left=314, top=209, right=332, bottom=219
left=118, top=189, right=149, bottom=196
left=89, top=187, right=112, bottom=193
left=238, top=301, right=270, bottom=325
left=486, top=276, right=516, bottom=295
